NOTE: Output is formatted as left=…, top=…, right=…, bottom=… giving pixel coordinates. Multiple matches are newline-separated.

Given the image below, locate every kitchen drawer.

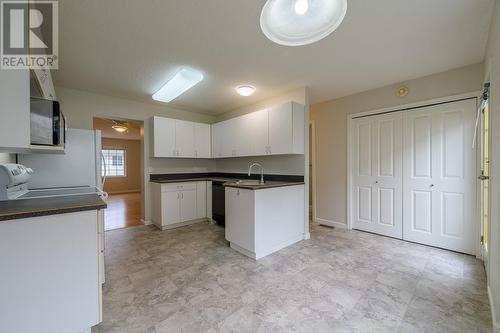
left=161, top=182, right=197, bottom=192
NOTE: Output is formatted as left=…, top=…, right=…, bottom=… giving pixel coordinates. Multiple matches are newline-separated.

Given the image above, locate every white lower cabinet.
left=151, top=181, right=209, bottom=230
left=225, top=185, right=305, bottom=260
left=0, top=210, right=103, bottom=333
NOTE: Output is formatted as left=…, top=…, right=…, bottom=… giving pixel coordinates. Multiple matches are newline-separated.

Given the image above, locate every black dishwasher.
left=212, top=180, right=226, bottom=226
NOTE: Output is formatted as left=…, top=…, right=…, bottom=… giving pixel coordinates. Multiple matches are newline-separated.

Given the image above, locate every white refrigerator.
left=19, top=128, right=107, bottom=285
left=19, top=128, right=103, bottom=190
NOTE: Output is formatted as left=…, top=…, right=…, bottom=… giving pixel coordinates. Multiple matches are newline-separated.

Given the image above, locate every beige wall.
left=484, top=1, right=500, bottom=331
left=56, top=86, right=217, bottom=223
left=102, top=138, right=141, bottom=194
left=310, top=63, right=484, bottom=227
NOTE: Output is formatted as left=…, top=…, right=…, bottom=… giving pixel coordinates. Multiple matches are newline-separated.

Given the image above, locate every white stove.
left=0, top=163, right=107, bottom=201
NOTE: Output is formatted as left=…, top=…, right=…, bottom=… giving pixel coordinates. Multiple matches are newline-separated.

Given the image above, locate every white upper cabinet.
left=175, top=120, right=195, bottom=158
left=269, top=101, right=305, bottom=155
left=152, top=101, right=304, bottom=159
left=152, top=116, right=176, bottom=157
left=268, top=103, right=293, bottom=154
left=194, top=123, right=211, bottom=158
left=152, top=117, right=211, bottom=158
left=248, top=109, right=269, bottom=156
left=0, top=69, right=30, bottom=152
left=211, top=101, right=305, bottom=158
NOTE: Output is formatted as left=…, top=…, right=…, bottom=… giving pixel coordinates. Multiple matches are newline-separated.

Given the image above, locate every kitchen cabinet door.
left=220, top=120, right=235, bottom=158
left=153, top=117, right=176, bottom=157
left=225, top=187, right=255, bottom=252
left=162, top=191, right=181, bottom=225
left=211, top=122, right=222, bottom=158
left=233, top=114, right=252, bottom=157
left=175, top=120, right=195, bottom=158
left=196, top=181, right=207, bottom=219
left=194, top=123, right=211, bottom=158
left=180, top=189, right=197, bottom=222
left=247, top=109, right=269, bottom=156
left=268, top=103, right=293, bottom=155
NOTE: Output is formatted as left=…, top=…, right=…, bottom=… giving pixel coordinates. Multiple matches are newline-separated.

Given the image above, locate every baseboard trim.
left=488, top=286, right=500, bottom=333
left=141, top=219, right=152, bottom=226
left=153, top=218, right=208, bottom=231
left=304, top=232, right=311, bottom=240
left=314, top=217, right=347, bottom=229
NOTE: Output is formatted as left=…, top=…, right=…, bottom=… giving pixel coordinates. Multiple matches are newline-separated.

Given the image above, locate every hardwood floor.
left=104, top=192, right=142, bottom=231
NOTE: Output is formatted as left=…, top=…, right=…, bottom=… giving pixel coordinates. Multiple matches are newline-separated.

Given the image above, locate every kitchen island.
left=225, top=181, right=305, bottom=260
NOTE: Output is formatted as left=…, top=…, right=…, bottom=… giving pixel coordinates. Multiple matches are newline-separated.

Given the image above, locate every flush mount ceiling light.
left=236, top=85, right=256, bottom=97
left=152, top=68, right=204, bottom=103
left=112, top=121, right=129, bottom=133
left=260, top=0, right=347, bottom=46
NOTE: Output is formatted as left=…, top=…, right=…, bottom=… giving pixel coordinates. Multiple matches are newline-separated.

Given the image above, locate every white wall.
left=56, top=87, right=217, bottom=223
left=484, top=1, right=500, bottom=331
left=310, top=63, right=484, bottom=227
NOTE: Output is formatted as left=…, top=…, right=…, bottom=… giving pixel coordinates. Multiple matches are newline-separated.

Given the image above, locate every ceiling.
left=93, top=117, right=143, bottom=140
left=54, top=0, right=494, bottom=115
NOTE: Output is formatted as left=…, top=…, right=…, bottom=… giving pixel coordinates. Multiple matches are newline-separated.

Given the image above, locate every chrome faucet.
left=248, top=163, right=265, bottom=184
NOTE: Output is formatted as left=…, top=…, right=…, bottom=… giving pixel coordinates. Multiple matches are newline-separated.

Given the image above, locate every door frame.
left=347, top=91, right=482, bottom=255
left=309, top=120, right=317, bottom=222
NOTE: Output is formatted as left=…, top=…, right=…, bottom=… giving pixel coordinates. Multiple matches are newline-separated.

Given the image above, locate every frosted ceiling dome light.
left=260, top=0, right=347, bottom=46
left=236, top=85, right=256, bottom=96
left=152, top=68, right=204, bottom=103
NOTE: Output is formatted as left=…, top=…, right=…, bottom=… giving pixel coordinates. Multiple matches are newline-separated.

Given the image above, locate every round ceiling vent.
left=260, top=0, right=347, bottom=46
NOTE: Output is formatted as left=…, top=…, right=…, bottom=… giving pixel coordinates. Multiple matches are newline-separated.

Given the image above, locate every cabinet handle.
left=268, top=146, right=272, bottom=154
left=237, top=190, right=240, bottom=196
left=181, top=192, right=184, bottom=199
left=177, top=193, right=180, bottom=199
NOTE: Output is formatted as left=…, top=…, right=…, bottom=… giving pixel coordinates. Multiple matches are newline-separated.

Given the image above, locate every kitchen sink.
left=235, top=180, right=265, bottom=186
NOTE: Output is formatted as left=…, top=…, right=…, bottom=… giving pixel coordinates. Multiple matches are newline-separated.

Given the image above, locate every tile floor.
left=94, top=222, right=491, bottom=333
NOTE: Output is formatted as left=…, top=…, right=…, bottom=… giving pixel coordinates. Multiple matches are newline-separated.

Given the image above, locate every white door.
left=175, top=120, right=195, bottom=157
left=351, top=112, right=403, bottom=238
left=403, top=99, right=476, bottom=254
left=162, top=191, right=181, bottom=226
left=268, top=103, right=293, bottom=154
left=180, top=189, right=197, bottom=222
left=194, top=123, right=211, bottom=158
left=153, top=117, right=176, bottom=157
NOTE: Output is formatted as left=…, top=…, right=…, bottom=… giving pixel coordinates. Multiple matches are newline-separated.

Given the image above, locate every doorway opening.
left=93, top=117, right=144, bottom=231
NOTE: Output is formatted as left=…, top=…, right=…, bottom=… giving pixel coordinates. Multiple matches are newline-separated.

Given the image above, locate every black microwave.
left=30, top=98, right=66, bottom=146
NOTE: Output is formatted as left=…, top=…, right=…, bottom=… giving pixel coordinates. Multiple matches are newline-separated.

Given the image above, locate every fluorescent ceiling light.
left=260, top=0, right=347, bottom=46
left=236, top=85, right=256, bottom=96
left=152, top=68, right=204, bottom=103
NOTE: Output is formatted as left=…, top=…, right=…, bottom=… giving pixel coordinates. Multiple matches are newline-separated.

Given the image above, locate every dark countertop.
left=149, top=172, right=305, bottom=190
left=224, top=181, right=305, bottom=190
left=0, top=194, right=107, bottom=221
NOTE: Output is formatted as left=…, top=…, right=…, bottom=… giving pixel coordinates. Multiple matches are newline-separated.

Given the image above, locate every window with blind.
left=102, top=149, right=126, bottom=177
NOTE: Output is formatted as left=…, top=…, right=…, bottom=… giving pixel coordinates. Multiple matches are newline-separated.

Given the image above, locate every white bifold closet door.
left=351, top=99, right=476, bottom=254
left=403, top=99, right=476, bottom=254
left=351, top=112, right=403, bottom=239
